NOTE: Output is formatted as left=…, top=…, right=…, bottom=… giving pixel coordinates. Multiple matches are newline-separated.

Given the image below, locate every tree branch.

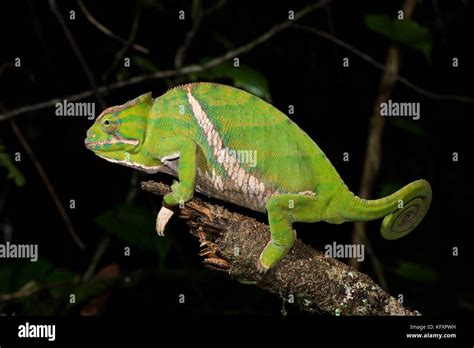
left=49, top=0, right=106, bottom=109
left=100, top=0, right=143, bottom=82
left=8, top=119, right=86, bottom=250
left=174, top=0, right=203, bottom=69
left=140, top=180, right=420, bottom=316
left=293, top=24, right=474, bottom=104
left=0, top=0, right=328, bottom=122
left=77, top=0, right=150, bottom=54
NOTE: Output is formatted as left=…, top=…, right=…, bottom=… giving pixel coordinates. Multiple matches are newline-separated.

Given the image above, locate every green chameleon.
left=85, top=82, right=432, bottom=273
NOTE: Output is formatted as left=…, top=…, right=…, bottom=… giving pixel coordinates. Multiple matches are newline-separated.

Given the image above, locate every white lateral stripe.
left=298, top=190, right=317, bottom=196
left=98, top=155, right=162, bottom=173
left=185, top=88, right=267, bottom=198
left=88, top=138, right=139, bottom=146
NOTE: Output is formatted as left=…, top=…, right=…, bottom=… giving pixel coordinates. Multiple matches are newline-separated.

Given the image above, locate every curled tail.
left=339, top=179, right=432, bottom=240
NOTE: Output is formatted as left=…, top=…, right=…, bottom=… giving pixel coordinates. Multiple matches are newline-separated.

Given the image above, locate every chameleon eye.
left=101, top=119, right=118, bottom=134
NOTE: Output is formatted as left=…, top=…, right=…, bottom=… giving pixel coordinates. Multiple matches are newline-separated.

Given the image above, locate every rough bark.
left=140, top=180, right=420, bottom=316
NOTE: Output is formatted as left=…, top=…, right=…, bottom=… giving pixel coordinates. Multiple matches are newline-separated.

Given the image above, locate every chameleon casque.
left=85, top=82, right=432, bottom=272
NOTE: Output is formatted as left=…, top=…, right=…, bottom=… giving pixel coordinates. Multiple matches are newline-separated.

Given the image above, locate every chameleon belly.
left=159, top=156, right=279, bottom=212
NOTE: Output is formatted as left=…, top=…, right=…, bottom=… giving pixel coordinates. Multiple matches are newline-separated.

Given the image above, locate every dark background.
left=0, top=0, right=473, bottom=322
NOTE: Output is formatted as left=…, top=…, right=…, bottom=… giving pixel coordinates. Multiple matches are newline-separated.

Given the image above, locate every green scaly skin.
left=85, top=83, right=432, bottom=273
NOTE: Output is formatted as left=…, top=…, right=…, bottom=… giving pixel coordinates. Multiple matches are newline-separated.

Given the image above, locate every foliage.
left=389, top=118, right=428, bottom=136
left=95, top=203, right=172, bottom=268
left=365, top=14, right=432, bottom=63
left=391, top=259, right=440, bottom=282
left=0, top=139, right=25, bottom=187
left=0, top=259, right=118, bottom=315
left=189, top=60, right=272, bottom=101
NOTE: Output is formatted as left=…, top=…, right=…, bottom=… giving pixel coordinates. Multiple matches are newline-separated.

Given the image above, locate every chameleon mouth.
left=84, top=138, right=139, bottom=149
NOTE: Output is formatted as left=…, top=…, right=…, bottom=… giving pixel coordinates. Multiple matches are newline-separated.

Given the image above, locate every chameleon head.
left=85, top=92, right=154, bottom=165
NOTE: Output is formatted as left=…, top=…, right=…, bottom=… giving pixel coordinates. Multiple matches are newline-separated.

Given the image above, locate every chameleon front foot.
left=156, top=206, right=175, bottom=236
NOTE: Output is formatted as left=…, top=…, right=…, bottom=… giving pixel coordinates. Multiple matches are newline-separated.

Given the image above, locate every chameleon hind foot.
left=257, top=194, right=323, bottom=271
left=256, top=258, right=270, bottom=274
left=257, top=239, right=293, bottom=273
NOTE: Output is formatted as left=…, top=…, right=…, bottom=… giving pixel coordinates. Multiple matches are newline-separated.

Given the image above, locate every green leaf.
left=132, top=55, right=160, bottom=73
left=392, top=260, right=439, bottom=282
left=364, top=14, right=432, bottom=63
left=141, top=0, right=165, bottom=12
left=0, top=259, right=120, bottom=315
left=189, top=60, right=272, bottom=101
left=0, top=259, right=75, bottom=294
left=115, top=67, right=131, bottom=82
left=95, top=203, right=171, bottom=264
left=0, top=139, right=25, bottom=187
left=62, top=277, right=118, bottom=312
left=389, top=118, right=428, bottom=136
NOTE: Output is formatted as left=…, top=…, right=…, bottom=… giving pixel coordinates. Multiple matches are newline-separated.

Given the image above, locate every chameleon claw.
left=156, top=206, right=175, bottom=236
left=256, top=259, right=269, bottom=275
